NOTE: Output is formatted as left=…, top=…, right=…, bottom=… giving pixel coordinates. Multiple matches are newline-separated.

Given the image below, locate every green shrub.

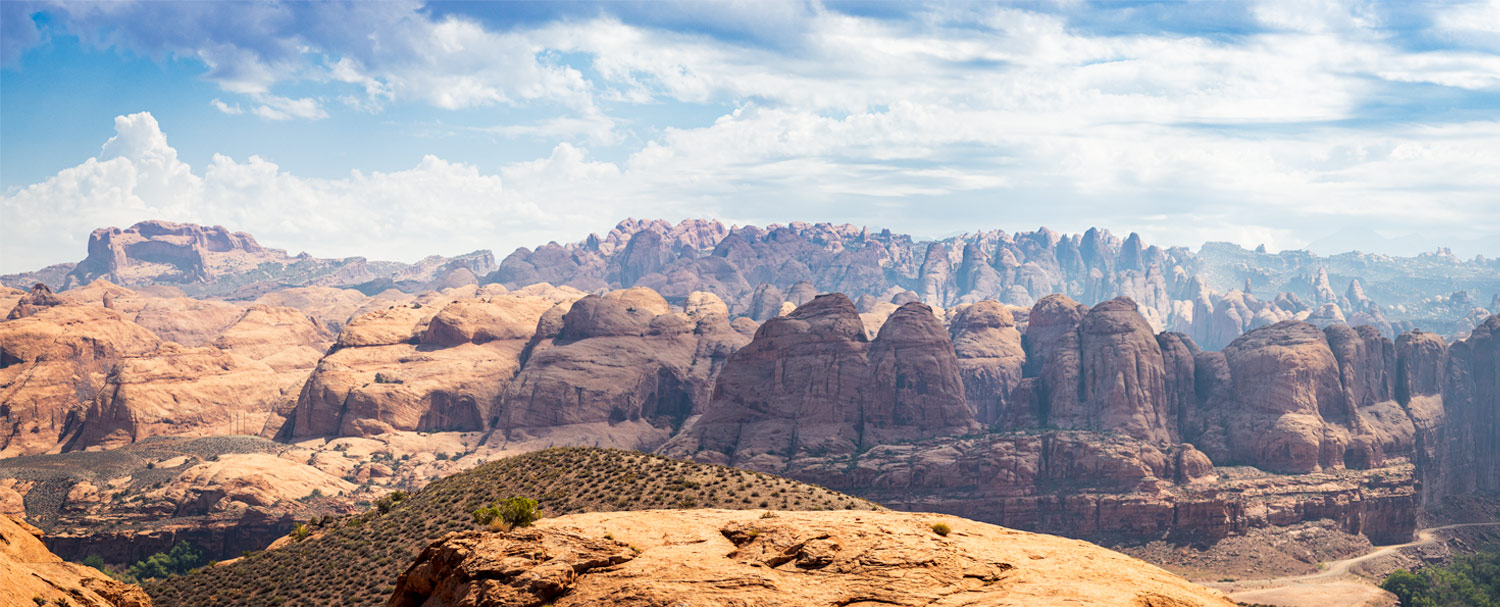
left=931, top=522, right=951, bottom=537
left=127, top=541, right=204, bottom=581
left=472, top=496, right=540, bottom=529
left=1381, top=551, right=1500, bottom=607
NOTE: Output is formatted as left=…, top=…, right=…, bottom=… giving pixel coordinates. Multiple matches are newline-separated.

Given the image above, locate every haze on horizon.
left=2, top=0, right=1498, bottom=273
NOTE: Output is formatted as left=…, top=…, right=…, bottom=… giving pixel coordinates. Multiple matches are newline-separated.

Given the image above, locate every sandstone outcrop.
left=0, top=220, right=496, bottom=298
left=252, top=286, right=376, bottom=333
left=131, top=297, right=245, bottom=346
left=947, top=301, right=1025, bottom=427
left=285, top=293, right=561, bottom=438
left=5, top=282, right=64, bottom=319
left=1209, top=321, right=1360, bottom=474
left=144, top=453, right=355, bottom=512
left=391, top=509, right=1234, bottom=607
left=0, top=514, right=152, bottom=607
left=1, top=305, right=163, bottom=456
left=661, top=295, right=979, bottom=470
left=1435, top=314, right=1500, bottom=497
left=63, top=344, right=291, bottom=450
left=490, top=289, right=748, bottom=451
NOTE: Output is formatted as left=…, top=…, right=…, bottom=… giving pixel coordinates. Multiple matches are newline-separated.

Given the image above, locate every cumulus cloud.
left=0, top=113, right=569, bottom=272
left=3, top=1, right=1498, bottom=268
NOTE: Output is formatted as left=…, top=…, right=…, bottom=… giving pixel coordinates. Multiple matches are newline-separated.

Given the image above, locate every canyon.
left=0, top=219, right=1496, bottom=578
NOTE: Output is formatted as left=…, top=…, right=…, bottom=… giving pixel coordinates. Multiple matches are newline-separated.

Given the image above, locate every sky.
left=1, top=0, right=1498, bottom=273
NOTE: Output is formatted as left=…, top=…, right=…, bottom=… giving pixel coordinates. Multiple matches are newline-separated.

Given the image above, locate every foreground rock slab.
left=391, top=509, right=1233, bottom=607
left=0, top=514, right=151, bottom=607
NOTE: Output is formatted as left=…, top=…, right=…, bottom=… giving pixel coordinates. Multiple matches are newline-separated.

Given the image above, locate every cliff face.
left=1436, top=315, right=1500, bottom=496
left=666, top=293, right=1481, bottom=544
left=660, top=295, right=978, bottom=470
left=487, top=289, right=749, bottom=451
left=3, top=264, right=1495, bottom=550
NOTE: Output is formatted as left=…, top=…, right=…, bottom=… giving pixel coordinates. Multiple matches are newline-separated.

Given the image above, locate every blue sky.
left=2, top=0, right=1498, bottom=272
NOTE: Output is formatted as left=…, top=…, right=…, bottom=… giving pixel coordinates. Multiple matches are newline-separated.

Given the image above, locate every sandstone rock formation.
left=5, top=282, right=64, bottom=319
left=1434, top=314, right=1500, bottom=497
left=489, top=289, right=749, bottom=451
left=662, top=295, right=978, bottom=470
left=947, top=301, right=1025, bottom=427
left=391, top=509, right=1234, bottom=607
left=0, top=220, right=495, bottom=298
left=0, top=514, right=152, bottom=607
left=285, top=293, right=562, bottom=438
left=131, top=297, right=245, bottom=346
left=662, top=290, right=1451, bottom=545
left=1, top=304, right=163, bottom=456
left=1212, top=321, right=1359, bottom=473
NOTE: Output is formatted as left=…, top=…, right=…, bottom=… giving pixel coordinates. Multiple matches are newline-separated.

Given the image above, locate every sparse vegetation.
left=931, top=522, right=951, bottom=537
left=146, top=447, right=880, bottom=607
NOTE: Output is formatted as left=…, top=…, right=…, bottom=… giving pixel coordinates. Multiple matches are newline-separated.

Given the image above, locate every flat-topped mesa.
left=66, top=220, right=274, bottom=288
left=661, top=293, right=978, bottom=469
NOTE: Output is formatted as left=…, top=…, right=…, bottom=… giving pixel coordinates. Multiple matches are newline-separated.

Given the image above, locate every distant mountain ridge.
left=495, top=218, right=1500, bottom=347
left=4, top=218, right=1497, bottom=346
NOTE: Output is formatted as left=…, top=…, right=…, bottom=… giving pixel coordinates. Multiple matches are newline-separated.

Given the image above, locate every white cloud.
left=0, top=112, right=571, bottom=272
left=210, top=98, right=243, bottom=115
left=4, top=2, right=1498, bottom=268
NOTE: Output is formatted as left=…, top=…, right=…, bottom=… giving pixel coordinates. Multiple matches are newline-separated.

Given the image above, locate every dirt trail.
left=1206, top=522, right=1500, bottom=607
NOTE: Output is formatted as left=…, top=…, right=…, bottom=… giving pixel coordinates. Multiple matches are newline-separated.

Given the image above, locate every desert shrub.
left=473, top=496, right=540, bottom=529
left=931, top=522, right=951, bottom=537
left=290, top=523, right=310, bottom=542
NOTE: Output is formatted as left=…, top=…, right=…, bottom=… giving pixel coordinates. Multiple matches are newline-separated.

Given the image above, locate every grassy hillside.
left=146, top=447, right=881, bottom=607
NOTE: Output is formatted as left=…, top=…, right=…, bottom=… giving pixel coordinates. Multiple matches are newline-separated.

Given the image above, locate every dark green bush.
left=127, top=541, right=204, bottom=581
left=1382, top=551, right=1500, bottom=607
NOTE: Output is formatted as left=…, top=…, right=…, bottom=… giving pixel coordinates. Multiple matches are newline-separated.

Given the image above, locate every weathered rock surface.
left=489, top=289, right=748, bottom=451
left=1435, top=314, right=1500, bottom=497
left=482, top=218, right=1499, bottom=347
left=5, top=282, right=65, bottom=319
left=1209, top=321, right=1359, bottom=474
left=0, top=514, right=152, bottom=607
left=64, top=344, right=292, bottom=450
left=131, top=298, right=245, bottom=346
left=1, top=305, right=163, bottom=456
left=392, top=509, right=1234, bottom=607
left=0, top=220, right=495, bottom=298
left=947, top=301, right=1025, bottom=427
left=285, top=294, right=562, bottom=438
left=662, top=295, right=978, bottom=469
